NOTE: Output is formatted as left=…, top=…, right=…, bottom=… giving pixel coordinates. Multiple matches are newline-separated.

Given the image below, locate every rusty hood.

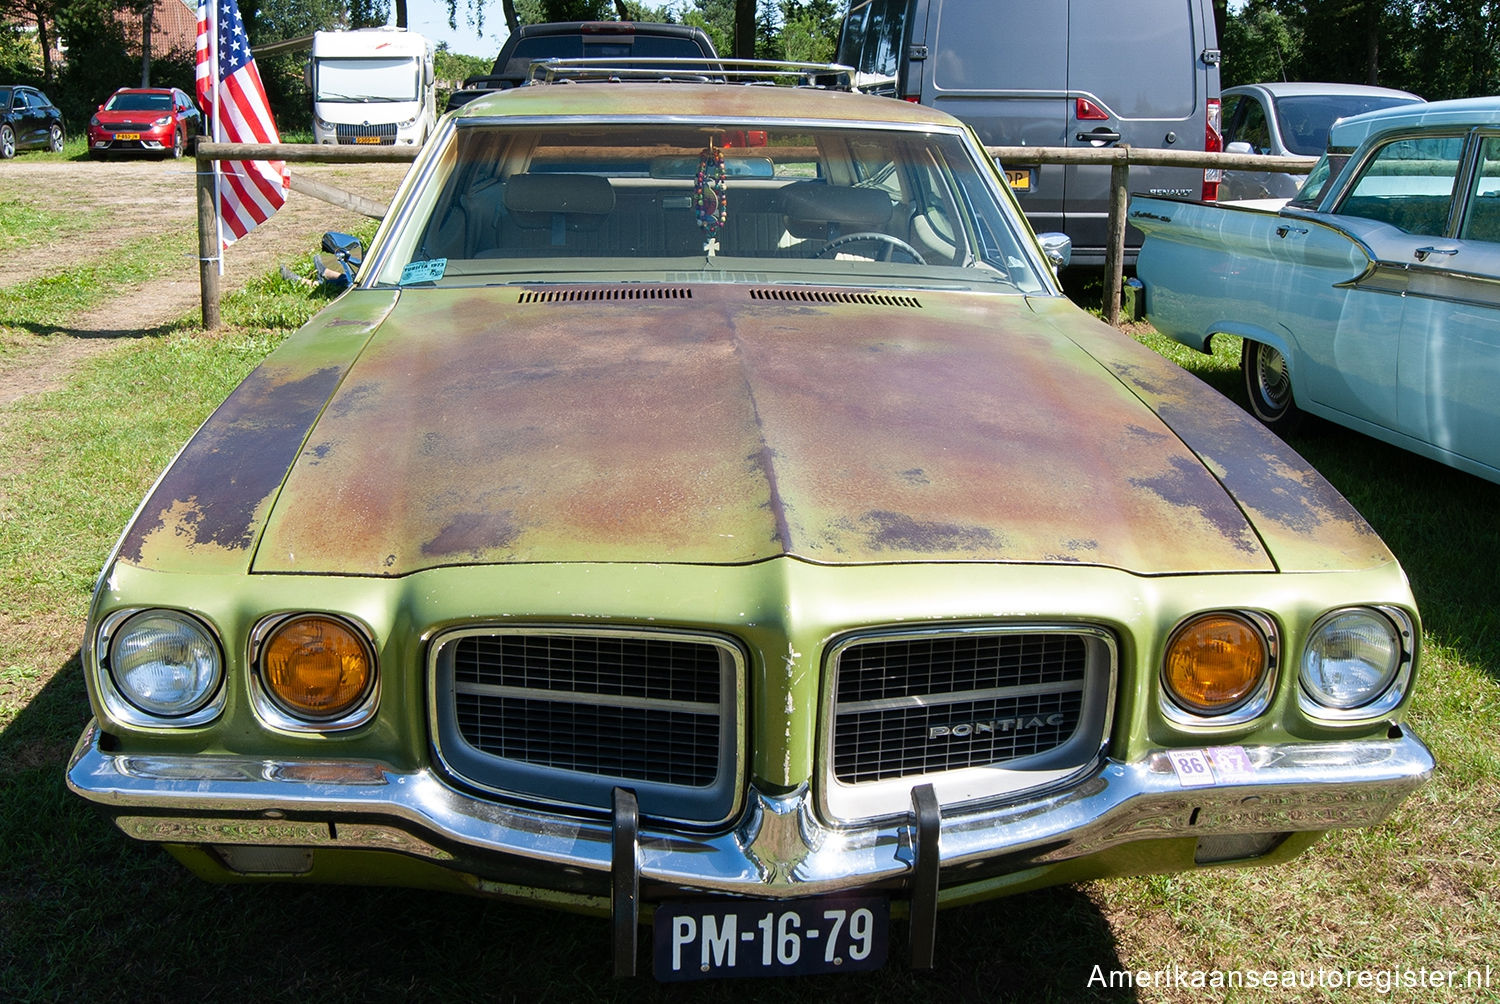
left=118, top=282, right=1388, bottom=577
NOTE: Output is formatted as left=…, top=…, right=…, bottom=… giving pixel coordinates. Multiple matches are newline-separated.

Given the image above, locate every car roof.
left=111, top=87, right=176, bottom=95
left=453, top=78, right=962, bottom=130
left=514, top=20, right=709, bottom=38
left=1327, top=95, right=1500, bottom=149
left=1225, top=81, right=1423, bottom=101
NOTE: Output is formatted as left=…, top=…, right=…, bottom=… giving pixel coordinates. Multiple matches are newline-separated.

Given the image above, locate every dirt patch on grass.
left=0, top=157, right=408, bottom=407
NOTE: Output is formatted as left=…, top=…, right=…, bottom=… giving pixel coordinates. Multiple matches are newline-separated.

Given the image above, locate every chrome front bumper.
left=68, top=722, right=1433, bottom=901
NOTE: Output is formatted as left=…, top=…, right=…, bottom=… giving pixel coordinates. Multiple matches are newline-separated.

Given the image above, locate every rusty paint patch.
left=118, top=365, right=347, bottom=571
left=1032, top=296, right=1392, bottom=572
left=249, top=285, right=1279, bottom=576
left=859, top=510, right=1004, bottom=554
left=1130, top=454, right=1264, bottom=556
left=423, top=511, right=522, bottom=558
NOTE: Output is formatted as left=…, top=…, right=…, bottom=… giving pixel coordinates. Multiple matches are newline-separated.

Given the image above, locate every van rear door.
left=925, top=0, right=1070, bottom=234
left=1064, top=0, right=1214, bottom=257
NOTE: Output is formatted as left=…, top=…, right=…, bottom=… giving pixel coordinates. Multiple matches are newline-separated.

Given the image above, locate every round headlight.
left=1301, top=609, right=1402, bottom=710
left=108, top=610, right=222, bottom=717
left=260, top=614, right=374, bottom=722
left=1163, top=612, right=1270, bottom=715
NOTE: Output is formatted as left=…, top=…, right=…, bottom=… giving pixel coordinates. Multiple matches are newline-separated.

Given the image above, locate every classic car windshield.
left=378, top=120, right=1047, bottom=291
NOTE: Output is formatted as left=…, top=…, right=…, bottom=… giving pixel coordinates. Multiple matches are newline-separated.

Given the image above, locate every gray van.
left=838, top=0, right=1221, bottom=265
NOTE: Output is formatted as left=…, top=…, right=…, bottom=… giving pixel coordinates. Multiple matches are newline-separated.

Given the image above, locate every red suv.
left=87, top=87, right=202, bottom=159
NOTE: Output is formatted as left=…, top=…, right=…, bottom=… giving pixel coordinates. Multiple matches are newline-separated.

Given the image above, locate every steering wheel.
left=812, top=232, right=927, bottom=264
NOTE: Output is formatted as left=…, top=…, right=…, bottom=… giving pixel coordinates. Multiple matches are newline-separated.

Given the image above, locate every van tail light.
left=1203, top=97, right=1223, bottom=201
left=1075, top=98, right=1109, bottom=121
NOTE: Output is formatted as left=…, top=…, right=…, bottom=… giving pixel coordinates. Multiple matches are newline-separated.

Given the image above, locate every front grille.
left=432, top=628, right=743, bottom=824
left=825, top=627, right=1111, bottom=818
left=336, top=122, right=397, bottom=145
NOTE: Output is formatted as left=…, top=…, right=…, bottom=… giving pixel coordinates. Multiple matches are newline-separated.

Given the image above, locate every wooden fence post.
left=1103, top=156, right=1129, bottom=327
left=196, top=154, right=221, bottom=331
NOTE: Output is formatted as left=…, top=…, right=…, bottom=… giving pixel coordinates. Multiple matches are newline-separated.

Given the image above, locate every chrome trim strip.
left=452, top=680, right=719, bottom=715
left=68, top=722, right=1434, bottom=898
left=837, top=679, right=1087, bottom=715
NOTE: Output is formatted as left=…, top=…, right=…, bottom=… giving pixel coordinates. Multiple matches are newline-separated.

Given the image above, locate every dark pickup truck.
left=446, top=21, right=719, bottom=111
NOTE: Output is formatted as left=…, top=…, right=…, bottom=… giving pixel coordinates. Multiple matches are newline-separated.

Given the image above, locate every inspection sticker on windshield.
left=1167, top=746, right=1256, bottom=787
left=400, top=259, right=447, bottom=285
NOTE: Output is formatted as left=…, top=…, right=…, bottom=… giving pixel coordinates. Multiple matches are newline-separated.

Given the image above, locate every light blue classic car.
left=1135, top=97, right=1500, bottom=484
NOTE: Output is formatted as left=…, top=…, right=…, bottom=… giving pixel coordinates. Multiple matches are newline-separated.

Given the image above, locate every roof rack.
left=525, top=58, right=859, bottom=91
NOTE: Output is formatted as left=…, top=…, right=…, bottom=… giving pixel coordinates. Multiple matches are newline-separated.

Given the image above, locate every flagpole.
left=210, top=0, right=224, bottom=274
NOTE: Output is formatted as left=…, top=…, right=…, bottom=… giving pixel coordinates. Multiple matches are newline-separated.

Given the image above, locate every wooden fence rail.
left=194, top=142, right=1315, bottom=329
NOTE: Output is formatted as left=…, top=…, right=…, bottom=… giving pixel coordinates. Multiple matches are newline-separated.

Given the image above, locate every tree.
left=1, top=0, right=64, bottom=81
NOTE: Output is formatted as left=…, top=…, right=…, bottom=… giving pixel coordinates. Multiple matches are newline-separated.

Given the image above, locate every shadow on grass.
left=1, top=660, right=1136, bottom=1003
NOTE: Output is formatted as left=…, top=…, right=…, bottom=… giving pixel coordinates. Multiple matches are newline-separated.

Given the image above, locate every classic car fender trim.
left=68, top=721, right=1434, bottom=900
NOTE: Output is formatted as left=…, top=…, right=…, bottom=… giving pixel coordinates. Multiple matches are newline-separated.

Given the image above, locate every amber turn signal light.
left=261, top=614, right=374, bottom=721
left=1162, top=613, right=1268, bottom=715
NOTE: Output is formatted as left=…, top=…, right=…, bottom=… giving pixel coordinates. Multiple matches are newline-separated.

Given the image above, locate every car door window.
left=1459, top=135, right=1500, bottom=243
left=1237, top=98, right=1272, bottom=154
left=1338, top=135, right=1465, bottom=237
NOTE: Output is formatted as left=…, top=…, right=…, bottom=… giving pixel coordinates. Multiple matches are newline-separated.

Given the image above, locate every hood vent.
left=751, top=288, right=922, bottom=308
left=517, top=286, right=694, bottom=304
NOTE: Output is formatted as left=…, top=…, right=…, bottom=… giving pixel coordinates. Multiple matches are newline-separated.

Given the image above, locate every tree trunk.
left=1365, top=0, right=1379, bottom=84
left=614, top=0, right=627, bottom=18
left=141, top=1, right=154, bottom=87
left=35, top=10, right=54, bottom=82
left=502, top=0, right=519, bottom=34
left=734, top=0, right=755, bottom=58
left=395, top=0, right=407, bottom=28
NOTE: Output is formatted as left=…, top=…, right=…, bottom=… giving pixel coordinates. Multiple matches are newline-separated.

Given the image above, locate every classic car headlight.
left=106, top=609, right=222, bottom=717
left=258, top=614, right=376, bottom=725
left=1161, top=612, right=1273, bottom=720
left=1300, top=608, right=1404, bottom=712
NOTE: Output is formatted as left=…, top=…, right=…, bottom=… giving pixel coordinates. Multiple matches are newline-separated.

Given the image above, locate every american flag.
left=195, top=0, right=288, bottom=245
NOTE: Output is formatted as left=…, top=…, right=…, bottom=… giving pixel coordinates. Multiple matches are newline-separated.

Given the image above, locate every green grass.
left=0, top=275, right=1496, bottom=1000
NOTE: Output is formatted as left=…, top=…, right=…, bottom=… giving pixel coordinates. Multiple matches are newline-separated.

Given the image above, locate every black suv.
left=445, top=21, right=719, bottom=111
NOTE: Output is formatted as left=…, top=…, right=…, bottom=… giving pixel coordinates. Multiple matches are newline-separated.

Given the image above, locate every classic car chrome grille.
left=335, top=122, right=397, bottom=144
left=431, top=628, right=744, bottom=824
left=825, top=628, right=1112, bottom=816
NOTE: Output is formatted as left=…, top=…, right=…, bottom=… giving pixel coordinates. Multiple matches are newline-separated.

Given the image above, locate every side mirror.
left=1226, top=140, right=1255, bottom=155
left=322, top=231, right=364, bottom=262
left=1037, top=232, right=1072, bottom=270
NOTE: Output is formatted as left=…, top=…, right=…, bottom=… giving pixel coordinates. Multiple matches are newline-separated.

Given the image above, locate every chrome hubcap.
left=1256, top=345, right=1292, bottom=411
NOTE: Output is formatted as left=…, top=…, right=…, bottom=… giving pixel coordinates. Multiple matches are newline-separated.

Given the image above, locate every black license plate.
left=653, top=895, right=888, bottom=980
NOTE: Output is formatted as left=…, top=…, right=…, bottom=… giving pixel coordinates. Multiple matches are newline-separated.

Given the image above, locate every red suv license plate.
left=653, top=895, right=889, bottom=980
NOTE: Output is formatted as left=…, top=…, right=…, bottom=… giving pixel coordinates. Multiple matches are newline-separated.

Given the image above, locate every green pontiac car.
left=69, top=62, right=1432, bottom=981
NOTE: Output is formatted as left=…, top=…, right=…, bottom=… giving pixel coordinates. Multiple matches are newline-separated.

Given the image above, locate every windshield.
left=1273, top=94, right=1423, bottom=157
left=315, top=57, right=420, bottom=102
left=106, top=92, right=174, bottom=112
left=377, top=120, right=1049, bottom=293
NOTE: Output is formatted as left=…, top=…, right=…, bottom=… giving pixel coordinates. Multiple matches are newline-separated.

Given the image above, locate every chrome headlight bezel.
left=1158, top=609, right=1279, bottom=727
left=95, top=608, right=226, bottom=727
left=1298, top=606, right=1415, bottom=721
left=248, top=612, right=380, bottom=733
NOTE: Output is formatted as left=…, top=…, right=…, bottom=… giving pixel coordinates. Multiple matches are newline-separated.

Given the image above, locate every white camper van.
left=309, top=27, right=436, bottom=147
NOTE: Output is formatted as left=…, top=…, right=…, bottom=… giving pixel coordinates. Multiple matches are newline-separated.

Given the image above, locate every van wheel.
left=1242, top=339, right=1303, bottom=432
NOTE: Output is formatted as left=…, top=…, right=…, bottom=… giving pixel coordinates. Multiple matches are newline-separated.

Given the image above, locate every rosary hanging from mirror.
left=694, top=146, right=728, bottom=256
